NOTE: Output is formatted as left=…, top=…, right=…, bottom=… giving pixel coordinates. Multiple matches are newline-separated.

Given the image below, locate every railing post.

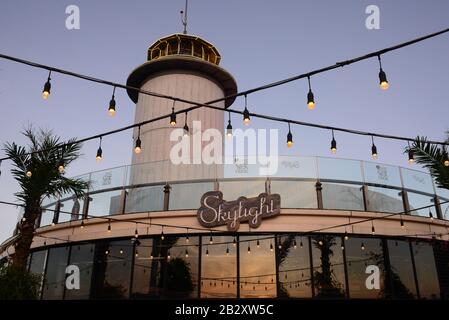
left=163, top=184, right=171, bottom=211
left=265, top=178, right=271, bottom=194
left=214, top=179, right=219, bottom=192
left=401, top=190, right=411, bottom=215
left=361, top=185, right=369, bottom=211
left=82, top=194, right=92, bottom=219
left=119, top=189, right=127, bottom=215
left=315, top=180, right=323, bottom=209
left=53, top=201, right=63, bottom=225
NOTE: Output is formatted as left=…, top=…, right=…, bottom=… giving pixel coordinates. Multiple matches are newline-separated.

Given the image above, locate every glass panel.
left=161, top=236, right=199, bottom=298
left=436, top=186, right=449, bottom=200
left=125, top=185, right=164, bottom=214
left=169, top=182, right=214, bottom=210
left=42, top=246, right=69, bottom=300
left=278, top=235, right=312, bottom=298
left=89, top=167, right=126, bottom=192
left=412, top=241, right=440, bottom=299
left=239, top=235, right=276, bottom=298
left=270, top=180, right=317, bottom=209
left=92, top=240, right=132, bottom=299
left=29, top=250, right=47, bottom=296
left=201, top=236, right=237, bottom=298
left=387, top=240, right=417, bottom=299
left=367, top=186, right=404, bottom=213
left=59, top=196, right=85, bottom=223
left=131, top=238, right=163, bottom=298
left=89, top=190, right=123, bottom=217
left=440, top=201, right=449, bottom=220
left=407, top=192, right=435, bottom=218
left=363, top=162, right=402, bottom=187
left=345, top=237, right=385, bottom=299
left=401, top=168, right=434, bottom=194
left=311, top=235, right=346, bottom=298
left=219, top=180, right=266, bottom=201
left=65, top=243, right=95, bottom=300
left=275, top=156, right=317, bottom=179
left=317, top=157, right=363, bottom=182
left=433, top=241, right=449, bottom=299
left=322, top=183, right=364, bottom=211
left=40, top=205, right=55, bottom=227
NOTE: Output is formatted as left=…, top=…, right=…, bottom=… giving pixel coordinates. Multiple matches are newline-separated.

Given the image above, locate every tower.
left=126, top=33, right=238, bottom=185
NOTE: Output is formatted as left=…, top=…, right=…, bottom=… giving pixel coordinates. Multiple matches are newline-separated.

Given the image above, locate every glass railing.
left=38, top=156, right=449, bottom=227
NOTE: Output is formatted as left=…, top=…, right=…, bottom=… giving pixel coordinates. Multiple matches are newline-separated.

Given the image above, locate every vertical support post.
left=265, top=178, right=271, bottom=194
left=119, top=189, right=127, bottom=215
left=53, top=201, right=63, bottom=225
left=361, top=185, right=369, bottom=212
left=401, top=190, right=411, bottom=215
left=315, top=180, right=323, bottom=209
left=434, top=195, right=443, bottom=220
left=163, top=184, right=171, bottom=211
left=82, top=195, right=91, bottom=219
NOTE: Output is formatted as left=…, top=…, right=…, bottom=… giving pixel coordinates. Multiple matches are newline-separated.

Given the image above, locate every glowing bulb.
left=26, top=170, right=32, bottom=177
left=380, top=81, right=389, bottom=90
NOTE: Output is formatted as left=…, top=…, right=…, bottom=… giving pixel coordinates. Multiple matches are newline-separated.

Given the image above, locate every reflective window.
left=131, top=238, right=162, bottom=299
left=169, top=182, right=214, bottom=210
left=407, top=192, right=435, bottom=218
left=125, top=186, right=164, bottom=214
left=317, top=157, right=363, bottom=182
left=412, top=241, right=440, bottom=299
left=401, top=168, right=434, bottom=194
left=345, top=238, right=384, bottom=299
left=363, top=162, right=402, bottom=187
left=278, top=235, right=312, bottom=298
left=89, top=167, right=126, bottom=192
left=29, top=249, right=47, bottom=296
left=270, top=180, right=317, bottom=209
left=201, top=236, right=237, bottom=298
left=58, top=196, right=85, bottom=223
left=89, top=190, right=123, bottom=217
left=42, top=246, right=69, bottom=300
left=239, top=236, right=277, bottom=298
left=219, top=180, right=266, bottom=201
left=311, top=235, right=346, bottom=298
left=387, top=240, right=417, bottom=299
left=322, top=183, right=364, bottom=211
left=433, top=241, right=449, bottom=299
left=65, top=244, right=95, bottom=300
left=160, top=236, right=199, bottom=298
left=92, top=240, right=133, bottom=299
left=367, top=186, right=404, bottom=213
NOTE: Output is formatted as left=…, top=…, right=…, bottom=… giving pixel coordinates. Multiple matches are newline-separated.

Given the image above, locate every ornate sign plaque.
left=197, top=191, right=281, bottom=231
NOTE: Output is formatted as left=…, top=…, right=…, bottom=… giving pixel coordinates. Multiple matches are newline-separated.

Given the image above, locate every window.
left=29, top=250, right=47, bottom=297
left=42, top=246, right=70, bottom=300
left=65, top=244, right=95, bottom=300
left=345, top=237, right=384, bottom=299
left=92, top=240, right=133, bottom=299
left=311, top=235, right=346, bottom=298
left=239, top=236, right=276, bottom=298
left=201, top=236, right=237, bottom=298
left=278, top=235, right=312, bottom=298
left=387, top=240, right=417, bottom=299
left=412, top=241, right=440, bottom=299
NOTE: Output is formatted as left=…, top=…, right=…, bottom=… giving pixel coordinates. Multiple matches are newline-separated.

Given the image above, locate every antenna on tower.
left=180, top=0, right=188, bottom=34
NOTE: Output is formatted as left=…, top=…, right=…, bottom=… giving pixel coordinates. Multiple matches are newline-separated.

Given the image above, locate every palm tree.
left=3, top=128, right=88, bottom=269
left=406, top=134, right=449, bottom=190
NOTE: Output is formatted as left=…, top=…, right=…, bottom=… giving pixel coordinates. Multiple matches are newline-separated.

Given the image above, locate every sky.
left=0, top=0, right=449, bottom=242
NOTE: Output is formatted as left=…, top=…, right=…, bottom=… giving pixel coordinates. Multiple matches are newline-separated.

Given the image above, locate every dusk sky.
left=1, top=0, right=449, bottom=242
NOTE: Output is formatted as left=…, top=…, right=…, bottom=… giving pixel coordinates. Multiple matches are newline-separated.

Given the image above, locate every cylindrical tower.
left=126, top=33, right=237, bottom=185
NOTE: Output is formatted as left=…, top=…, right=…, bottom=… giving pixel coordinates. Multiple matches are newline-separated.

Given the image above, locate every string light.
left=134, top=223, right=139, bottom=238
left=107, top=219, right=111, bottom=233
left=183, top=112, right=189, bottom=137
left=256, top=238, right=260, bottom=248
left=185, top=249, right=189, bottom=258
left=371, top=136, right=378, bottom=159
left=26, top=165, right=32, bottom=178
left=270, top=241, right=273, bottom=252
left=293, top=239, right=297, bottom=249
left=247, top=243, right=251, bottom=254
left=108, top=87, right=116, bottom=116
left=57, top=158, right=64, bottom=174
left=330, top=130, right=337, bottom=154
left=278, top=237, right=282, bottom=249
left=306, top=76, right=315, bottom=110
left=186, top=229, right=189, bottom=243
left=361, top=242, right=366, bottom=250
left=443, top=151, right=449, bottom=167
left=96, top=137, right=103, bottom=162
left=105, top=249, right=109, bottom=255
left=243, top=94, right=250, bottom=125
left=206, top=247, right=209, bottom=257
left=161, top=227, right=165, bottom=240
left=170, top=101, right=176, bottom=126
left=209, top=233, right=213, bottom=245
left=233, top=237, right=237, bottom=247
left=226, top=111, right=233, bottom=137
left=150, top=252, right=153, bottom=259
left=300, top=238, right=303, bottom=248
left=287, top=123, right=293, bottom=148
left=371, top=221, right=376, bottom=235
left=408, top=141, right=414, bottom=164
left=119, top=248, right=123, bottom=254
left=341, top=244, right=345, bottom=250
left=167, top=250, right=171, bottom=259
left=429, top=209, right=434, bottom=221
left=318, top=240, right=323, bottom=246
left=226, top=245, right=229, bottom=256
left=344, top=230, right=349, bottom=241
left=134, top=126, right=142, bottom=154
left=42, top=70, right=51, bottom=100
left=400, top=215, right=405, bottom=229
left=80, top=220, right=85, bottom=229
left=378, top=55, right=389, bottom=90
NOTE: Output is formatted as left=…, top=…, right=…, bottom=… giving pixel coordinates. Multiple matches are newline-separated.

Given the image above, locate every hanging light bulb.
left=443, top=151, right=449, bottom=167
left=96, top=137, right=103, bottom=162
left=58, top=158, right=65, bottom=174
left=278, top=238, right=282, bottom=249
left=256, top=239, right=260, bottom=248
left=206, top=248, right=209, bottom=257
left=286, top=123, right=293, bottom=148
left=185, top=249, right=189, bottom=258
left=107, top=220, right=111, bottom=233
left=306, top=76, right=315, bottom=110
left=270, top=241, right=274, bottom=252
left=226, top=246, right=230, bottom=256
left=105, top=249, right=109, bottom=255
left=119, top=248, right=124, bottom=254
left=371, top=136, right=378, bottom=159
left=247, top=244, right=251, bottom=254
left=209, top=234, right=213, bottom=245
left=170, top=101, right=177, bottom=126
left=243, top=94, right=250, bottom=125
left=318, top=240, right=323, bottom=246
left=167, top=250, right=171, bottom=259
left=134, top=224, right=139, bottom=238
left=80, top=220, right=85, bottom=229
left=300, top=238, right=303, bottom=248
left=429, top=209, right=434, bottom=221
left=233, top=237, right=237, bottom=247
left=408, top=141, right=414, bottom=164
left=150, top=252, right=154, bottom=259
left=293, top=239, right=297, bottom=249
left=371, top=222, right=376, bottom=235
left=161, top=227, right=165, bottom=240
left=330, top=130, right=337, bottom=154
left=400, top=216, right=405, bottom=229
left=341, top=244, right=345, bottom=250
left=183, top=112, right=189, bottom=137
left=378, top=56, right=389, bottom=90
left=26, top=166, right=32, bottom=178
left=226, top=111, right=233, bottom=137
left=186, top=234, right=189, bottom=243
left=134, top=126, right=142, bottom=154
left=108, top=87, right=116, bottom=116
left=42, top=70, right=52, bottom=100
